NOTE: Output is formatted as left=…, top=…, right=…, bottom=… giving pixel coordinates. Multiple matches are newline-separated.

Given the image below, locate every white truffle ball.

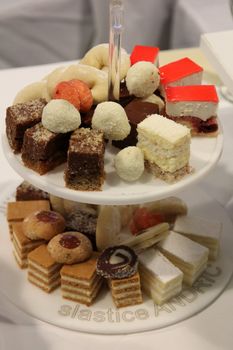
left=126, top=61, right=160, bottom=98
left=115, top=146, right=144, bottom=182
left=42, top=99, right=81, bottom=133
left=92, top=101, right=130, bottom=140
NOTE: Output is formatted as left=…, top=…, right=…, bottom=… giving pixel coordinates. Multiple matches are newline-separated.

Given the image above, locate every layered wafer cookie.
left=12, top=222, right=45, bottom=268
left=173, top=215, right=221, bottom=260
left=109, top=272, right=143, bottom=308
left=28, top=245, right=61, bottom=293
left=122, top=223, right=169, bottom=253
left=7, top=200, right=50, bottom=238
left=139, top=248, right=183, bottom=305
left=158, top=231, right=209, bottom=286
left=97, top=246, right=143, bottom=308
left=60, top=252, right=103, bottom=306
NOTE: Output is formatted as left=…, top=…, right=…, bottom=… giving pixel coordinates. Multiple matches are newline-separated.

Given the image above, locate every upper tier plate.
left=2, top=126, right=223, bottom=204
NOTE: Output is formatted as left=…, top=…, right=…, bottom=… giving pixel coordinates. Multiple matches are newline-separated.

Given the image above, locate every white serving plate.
left=0, top=186, right=232, bottom=334
left=2, top=128, right=223, bottom=205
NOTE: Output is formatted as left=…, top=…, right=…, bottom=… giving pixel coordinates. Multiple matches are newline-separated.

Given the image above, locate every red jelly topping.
left=129, top=208, right=165, bottom=235
left=165, top=85, right=219, bottom=103
left=159, top=57, right=203, bottom=85
left=59, top=234, right=80, bottom=249
left=36, top=211, right=60, bottom=223
left=130, top=45, right=159, bottom=65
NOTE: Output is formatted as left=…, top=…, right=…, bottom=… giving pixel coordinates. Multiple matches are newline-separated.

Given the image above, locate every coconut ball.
left=92, top=101, right=130, bottom=140
left=115, top=146, right=144, bottom=182
left=126, top=61, right=160, bottom=98
left=42, top=99, right=81, bottom=133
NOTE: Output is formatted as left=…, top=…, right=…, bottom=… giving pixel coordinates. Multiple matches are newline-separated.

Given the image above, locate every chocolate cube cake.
left=16, top=181, right=49, bottom=201
left=113, top=99, right=159, bottom=149
left=6, top=98, right=47, bottom=153
left=21, top=123, right=70, bottom=175
left=65, top=128, right=105, bottom=191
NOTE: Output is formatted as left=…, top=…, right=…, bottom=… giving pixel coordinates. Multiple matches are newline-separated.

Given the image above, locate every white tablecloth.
left=0, top=59, right=233, bottom=349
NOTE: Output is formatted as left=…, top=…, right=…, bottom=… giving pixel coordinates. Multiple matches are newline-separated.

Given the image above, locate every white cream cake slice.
left=158, top=231, right=209, bottom=286
left=173, top=215, right=221, bottom=260
left=139, top=248, right=183, bottom=305
left=137, top=114, right=191, bottom=182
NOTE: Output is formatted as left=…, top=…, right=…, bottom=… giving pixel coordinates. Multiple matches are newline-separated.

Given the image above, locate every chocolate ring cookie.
left=23, top=210, right=66, bottom=240
left=96, top=245, right=138, bottom=279
left=47, top=231, right=93, bottom=264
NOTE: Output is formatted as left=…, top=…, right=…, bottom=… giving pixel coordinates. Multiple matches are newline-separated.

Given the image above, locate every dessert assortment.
left=5, top=181, right=222, bottom=309
left=2, top=43, right=223, bottom=316
left=5, top=43, right=220, bottom=191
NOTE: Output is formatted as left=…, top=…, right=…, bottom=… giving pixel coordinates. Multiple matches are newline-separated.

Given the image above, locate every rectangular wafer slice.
left=12, top=222, right=45, bottom=268
left=28, top=245, right=61, bottom=293
left=173, top=215, right=221, bottom=260
left=109, top=272, right=143, bottom=308
left=60, top=252, right=103, bottom=306
left=122, top=222, right=169, bottom=253
left=7, top=200, right=50, bottom=238
left=137, top=114, right=191, bottom=183
left=139, top=248, right=183, bottom=305
left=158, top=231, right=209, bottom=286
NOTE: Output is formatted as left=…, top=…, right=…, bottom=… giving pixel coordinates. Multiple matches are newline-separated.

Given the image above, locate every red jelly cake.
left=159, top=57, right=203, bottom=96
left=165, top=85, right=219, bottom=136
left=130, top=45, right=159, bottom=66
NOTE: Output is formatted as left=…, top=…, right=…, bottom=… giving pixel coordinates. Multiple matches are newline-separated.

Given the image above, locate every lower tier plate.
left=0, top=185, right=232, bottom=334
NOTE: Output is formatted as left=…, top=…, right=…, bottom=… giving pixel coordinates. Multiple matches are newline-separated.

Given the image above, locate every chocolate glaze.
left=96, top=245, right=138, bottom=279
left=112, top=100, right=159, bottom=149
left=59, top=234, right=81, bottom=249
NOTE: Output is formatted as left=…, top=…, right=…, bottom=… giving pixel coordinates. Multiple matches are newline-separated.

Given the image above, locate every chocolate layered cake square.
left=113, top=99, right=159, bottom=149
left=21, top=123, right=70, bottom=175
left=65, top=128, right=105, bottom=191
left=6, top=99, right=47, bottom=153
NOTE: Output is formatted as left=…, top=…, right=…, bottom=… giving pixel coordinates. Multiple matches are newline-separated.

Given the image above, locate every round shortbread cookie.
left=47, top=231, right=93, bottom=264
left=23, top=210, right=66, bottom=241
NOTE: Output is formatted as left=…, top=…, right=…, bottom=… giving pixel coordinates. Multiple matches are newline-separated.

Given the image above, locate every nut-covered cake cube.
left=65, top=128, right=105, bottom=191
left=21, top=123, right=70, bottom=175
left=6, top=98, right=47, bottom=153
